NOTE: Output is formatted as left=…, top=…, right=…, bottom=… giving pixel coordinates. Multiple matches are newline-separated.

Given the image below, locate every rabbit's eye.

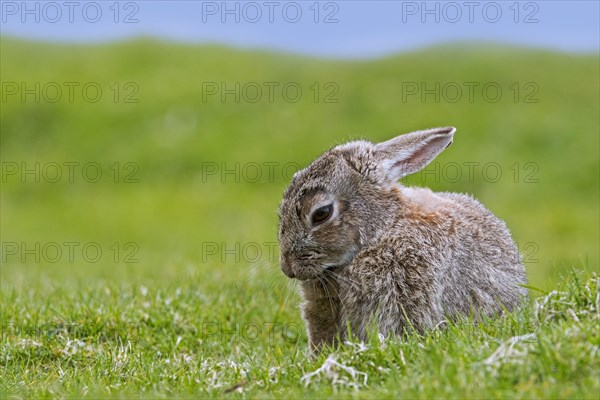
left=311, top=204, right=333, bottom=226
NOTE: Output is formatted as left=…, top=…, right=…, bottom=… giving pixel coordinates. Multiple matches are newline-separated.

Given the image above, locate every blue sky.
left=1, top=1, right=598, bottom=58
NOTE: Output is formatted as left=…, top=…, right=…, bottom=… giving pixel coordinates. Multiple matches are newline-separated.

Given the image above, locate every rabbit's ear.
left=374, top=127, right=455, bottom=181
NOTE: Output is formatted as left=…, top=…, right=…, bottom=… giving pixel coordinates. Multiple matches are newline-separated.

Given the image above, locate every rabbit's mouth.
left=282, top=248, right=359, bottom=280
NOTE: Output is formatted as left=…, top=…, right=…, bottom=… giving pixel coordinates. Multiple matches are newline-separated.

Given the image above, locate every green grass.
left=2, top=270, right=598, bottom=398
left=1, top=37, right=599, bottom=397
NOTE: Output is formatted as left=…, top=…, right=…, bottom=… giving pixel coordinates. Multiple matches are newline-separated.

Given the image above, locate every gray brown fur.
left=277, top=127, right=527, bottom=352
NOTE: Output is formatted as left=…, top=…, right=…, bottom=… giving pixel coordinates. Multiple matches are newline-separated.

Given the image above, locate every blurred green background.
left=1, top=37, right=598, bottom=290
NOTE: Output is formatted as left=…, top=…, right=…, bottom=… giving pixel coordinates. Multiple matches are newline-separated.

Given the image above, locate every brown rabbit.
left=277, top=127, right=527, bottom=352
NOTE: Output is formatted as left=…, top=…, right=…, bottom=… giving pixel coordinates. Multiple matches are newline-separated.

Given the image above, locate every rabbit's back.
left=434, top=191, right=527, bottom=314
left=338, top=188, right=526, bottom=340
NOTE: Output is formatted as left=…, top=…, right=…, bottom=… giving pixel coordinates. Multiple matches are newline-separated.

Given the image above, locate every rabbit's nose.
left=281, top=265, right=295, bottom=278
left=280, top=253, right=295, bottom=278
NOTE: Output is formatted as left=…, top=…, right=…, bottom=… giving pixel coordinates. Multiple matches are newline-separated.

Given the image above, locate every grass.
left=1, top=37, right=599, bottom=397
left=1, top=270, right=598, bottom=398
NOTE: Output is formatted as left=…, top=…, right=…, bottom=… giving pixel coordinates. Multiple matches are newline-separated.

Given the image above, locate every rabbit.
left=277, top=127, right=527, bottom=352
